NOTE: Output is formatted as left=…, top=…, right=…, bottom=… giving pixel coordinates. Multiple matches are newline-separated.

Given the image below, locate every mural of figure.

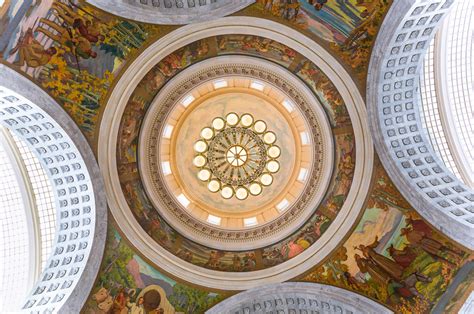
left=402, top=272, right=432, bottom=299
left=283, top=0, right=300, bottom=21
left=386, top=244, right=416, bottom=269
left=357, top=237, right=404, bottom=281
left=206, top=250, right=225, bottom=269
left=283, top=240, right=305, bottom=259
left=309, top=0, right=327, bottom=11
left=10, top=28, right=57, bottom=67
left=405, top=217, right=432, bottom=236
left=400, top=227, right=462, bottom=264
left=343, top=0, right=384, bottom=49
left=127, top=296, right=145, bottom=314
left=73, top=18, right=104, bottom=44
left=232, top=254, right=242, bottom=271
left=263, top=0, right=273, bottom=12
left=355, top=253, right=393, bottom=286
left=143, top=290, right=163, bottom=314
left=51, top=1, right=80, bottom=26
left=263, top=247, right=284, bottom=266
left=242, top=252, right=257, bottom=271
left=36, top=18, right=97, bottom=59
left=111, top=288, right=127, bottom=314
left=177, top=248, right=193, bottom=262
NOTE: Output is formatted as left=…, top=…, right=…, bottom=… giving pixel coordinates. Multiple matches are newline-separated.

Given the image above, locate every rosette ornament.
left=193, top=113, right=281, bottom=200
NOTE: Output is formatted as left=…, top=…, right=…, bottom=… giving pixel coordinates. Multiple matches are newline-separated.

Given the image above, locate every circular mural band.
left=99, top=18, right=373, bottom=290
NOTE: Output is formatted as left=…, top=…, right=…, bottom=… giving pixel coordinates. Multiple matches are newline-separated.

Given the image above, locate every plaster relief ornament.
left=193, top=113, right=280, bottom=200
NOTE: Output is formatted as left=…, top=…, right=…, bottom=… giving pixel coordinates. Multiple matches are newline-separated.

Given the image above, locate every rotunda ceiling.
left=99, top=18, right=373, bottom=290
left=137, top=56, right=333, bottom=249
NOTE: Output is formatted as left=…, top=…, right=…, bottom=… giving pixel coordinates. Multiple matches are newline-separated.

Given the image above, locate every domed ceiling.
left=98, top=24, right=375, bottom=289
left=0, top=0, right=472, bottom=313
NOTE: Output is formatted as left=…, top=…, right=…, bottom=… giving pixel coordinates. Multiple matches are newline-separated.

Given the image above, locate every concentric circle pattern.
left=139, top=56, right=334, bottom=250
left=101, top=23, right=371, bottom=289
left=194, top=113, right=280, bottom=200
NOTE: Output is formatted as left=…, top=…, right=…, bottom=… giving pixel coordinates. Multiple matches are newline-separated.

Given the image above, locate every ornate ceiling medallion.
left=99, top=19, right=372, bottom=290
left=138, top=56, right=334, bottom=250
left=194, top=113, right=280, bottom=200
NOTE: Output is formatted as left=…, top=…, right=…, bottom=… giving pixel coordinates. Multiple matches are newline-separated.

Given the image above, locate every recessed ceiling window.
left=250, top=81, right=265, bottom=91
left=420, top=0, right=474, bottom=187
left=282, top=99, right=295, bottom=113
left=177, top=193, right=191, bottom=208
left=162, top=161, right=172, bottom=176
left=207, top=214, right=222, bottom=226
left=0, top=126, right=55, bottom=312
left=181, top=95, right=195, bottom=107
left=213, top=79, right=228, bottom=89
left=243, top=217, right=258, bottom=227
left=300, top=132, right=310, bottom=145
left=276, top=199, right=289, bottom=212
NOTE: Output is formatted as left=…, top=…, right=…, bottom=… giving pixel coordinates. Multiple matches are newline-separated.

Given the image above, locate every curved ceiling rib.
left=86, top=0, right=254, bottom=24
left=367, top=0, right=474, bottom=249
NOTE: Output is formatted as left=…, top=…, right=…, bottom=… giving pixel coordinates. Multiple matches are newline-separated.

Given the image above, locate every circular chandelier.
left=193, top=112, right=280, bottom=200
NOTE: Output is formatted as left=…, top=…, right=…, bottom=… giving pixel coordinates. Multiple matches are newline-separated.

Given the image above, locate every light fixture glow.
left=200, top=127, right=214, bottom=140
left=194, top=140, right=207, bottom=153
left=249, top=183, right=262, bottom=196
left=177, top=193, right=190, bottom=208
left=163, top=124, right=174, bottom=139
left=207, top=214, right=221, bottom=225
left=250, top=80, right=265, bottom=91
left=193, top=155, right=206, bottom=167
left=260, top=173, right=273, bottom=186
left=181, top=95, right=195, bottom=107
left=226, top=112, right=239, bottom=126
left=194, top=113, right=280, bottom=200
left=240, top=114, right=254, bottom=127
left=282, top=99, right=295, bottom=113
left=162, top=161, right=172, bottom=175
left=244, top=217, right=258, bottom=227
left=221, top=186, right=234, bottom=199
left=266, top=160, right=280, bottom=173
left=253, top=120, right=267, bottom=134
left=276, top=199, right=289, bottom=212
left=235, top=187, right=249, bottom=200
left=213, top=79, right=228, bottom=89
left=298, top=168, right=308, bottom=182
left=267, top=146, right=281, bottom=158
left=198, top=169, right=211, bottom=181
left=212, top=117, right=225, bottom=130
left=208, top=180, right=221, bottom=193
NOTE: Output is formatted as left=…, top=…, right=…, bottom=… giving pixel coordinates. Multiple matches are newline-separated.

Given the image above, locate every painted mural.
left=0, top=0, right=167, bottom=138
left=1, top=1, right=470, bottom=313
left=83, top=227, right=224, bottom=314
left=303, top=159, right=471, bottom=313
left=116, top=34, right=356, bottom=272
left=87, top=162, right=471, bottom=313
left=242, top=0, right=392, bottom=81
left=434, top=261, right=474, bottom=313
left=0, top=0, right=390, bottom=139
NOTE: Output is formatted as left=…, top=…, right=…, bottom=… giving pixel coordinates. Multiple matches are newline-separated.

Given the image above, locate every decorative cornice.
left=206, top=282, right=393, bottom=314
left=98, top=17, right=372, bottom=290
left=86, top=0, right=254, bottom=25
left=139, top=57, right=330, bottom=249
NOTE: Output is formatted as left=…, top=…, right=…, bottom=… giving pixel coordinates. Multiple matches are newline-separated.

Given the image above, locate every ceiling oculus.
left=194, top=113, right=280, bottom=200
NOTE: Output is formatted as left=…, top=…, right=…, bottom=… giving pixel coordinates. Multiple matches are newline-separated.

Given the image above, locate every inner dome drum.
left=138, top=56, right=333, bottom=249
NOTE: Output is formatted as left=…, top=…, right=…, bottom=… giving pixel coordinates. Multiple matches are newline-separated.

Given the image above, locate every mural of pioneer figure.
left=356, top=237, right=404, bottom=281
left=10, top=28, right=57, bottom=67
